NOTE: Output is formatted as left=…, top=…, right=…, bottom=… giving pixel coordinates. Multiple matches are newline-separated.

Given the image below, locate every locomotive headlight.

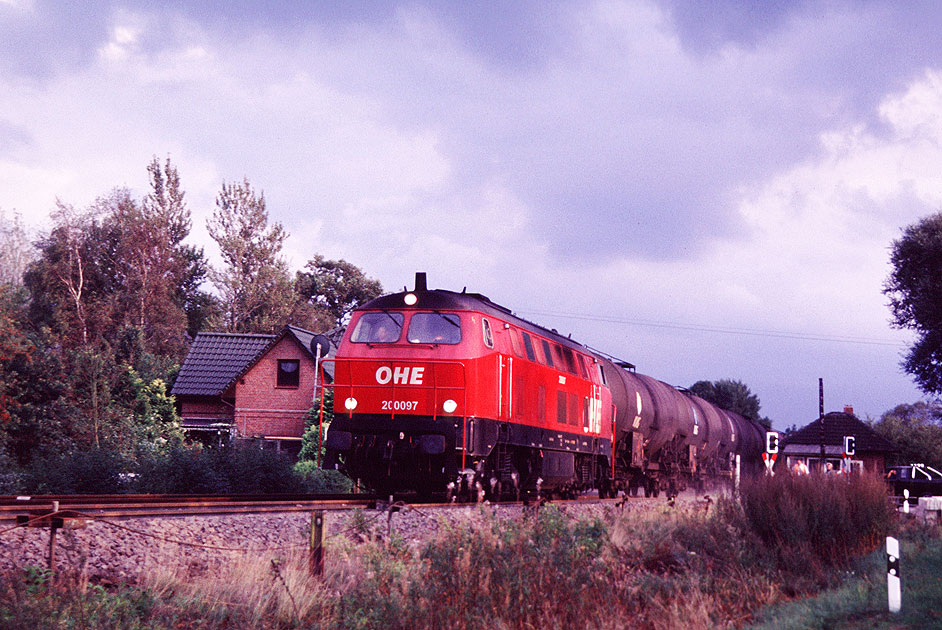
left=443, top=399, right=458, bottom=413
left=344, top=397, right=358, bottom=411
left=404, top=293, right=418, bottom=306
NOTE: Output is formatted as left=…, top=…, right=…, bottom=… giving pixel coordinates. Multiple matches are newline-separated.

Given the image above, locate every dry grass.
left=0, top=474, right=904, bottom=629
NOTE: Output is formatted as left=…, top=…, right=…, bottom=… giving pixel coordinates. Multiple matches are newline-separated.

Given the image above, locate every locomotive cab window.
left=408, top=312, right=461, bottom=344
left=351, top=312, right=404, bottom=343
left=482, top=318, right=494, bottom=348
left=277, top=359, right=300, bottom=388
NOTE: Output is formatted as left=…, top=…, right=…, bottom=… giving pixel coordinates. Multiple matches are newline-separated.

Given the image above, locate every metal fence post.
left=47, top=500, right=59, bottom=574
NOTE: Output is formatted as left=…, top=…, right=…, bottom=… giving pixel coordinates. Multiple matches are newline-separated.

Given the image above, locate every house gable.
left=234, top=335, right=318, bottom=440
left=171, top=326, right=328, bottom=445
left=779, top=411, right=898, bottom=474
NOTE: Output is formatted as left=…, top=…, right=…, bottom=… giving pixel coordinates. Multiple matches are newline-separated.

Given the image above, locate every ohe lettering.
left=375, top=366, right=425, bottom=385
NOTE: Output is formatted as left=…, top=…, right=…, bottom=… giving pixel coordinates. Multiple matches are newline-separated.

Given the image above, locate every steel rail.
left=0, top=490, right=654, bottom=527
left=0, top=493, right=373, bottom=505
left=0, top=494, right=378, bottom=526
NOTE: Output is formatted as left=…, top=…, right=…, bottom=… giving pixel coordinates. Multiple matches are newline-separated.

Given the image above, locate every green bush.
left=0, top=449, right=22, bottom=493
left=299, top=395, right=333, bottom=464
left=208, top=446, right=302, bottom=494
left=293, top=460, right=352, bottom=493
left=21, top=448, right=130, bottom=494
left=132, top=445, right=305, bottom=494
left=133, top=445, right=226, bottom=494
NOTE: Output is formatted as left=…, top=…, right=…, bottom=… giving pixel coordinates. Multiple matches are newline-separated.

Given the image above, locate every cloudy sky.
left=3, top=0, right=942, bottom=429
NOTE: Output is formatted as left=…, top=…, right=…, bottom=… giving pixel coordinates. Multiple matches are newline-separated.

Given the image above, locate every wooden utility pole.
left=819, top=378, right=825, bottom=471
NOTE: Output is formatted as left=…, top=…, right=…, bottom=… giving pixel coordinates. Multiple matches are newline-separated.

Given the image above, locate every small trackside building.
left=777, top=407, right=898, bottom=475
left=170, top=325, right=330, bottom=453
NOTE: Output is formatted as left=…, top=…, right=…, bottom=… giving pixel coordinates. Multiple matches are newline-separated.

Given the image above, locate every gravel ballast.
left=0, top=500, right=652, bottom=583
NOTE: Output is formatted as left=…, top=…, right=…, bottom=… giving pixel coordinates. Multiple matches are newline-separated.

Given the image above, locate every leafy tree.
left=885, top=212, right=942, bottom=394
left=106, top=189, right=190, bottom=357
left=18, top=160, right=211, bottom=456
left=26, top=202, right=106, bottom=346
left=207, top=178, right=295, bottom=333
left=0, top=285, right=73, bottom=464
left=65, top=347, right=117, bottom=449
left=689, top=379, right=772, bottom=429
left=299, top=389, right=335, bottom=463
left=25, top=159, right=210, bottom=357
left=115, top=366, right=184, bottom=449
left=143, top=156, right=220, bottom=337
left=294, top=255, right=383, bottom=330
left=870, top=401, right=942, bottom=469
left=0, top=209, right=34, bottom=286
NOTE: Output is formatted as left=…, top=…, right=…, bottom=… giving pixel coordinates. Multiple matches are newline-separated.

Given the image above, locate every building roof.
left=783, top=411, right=898, bottom=453
left=171, top=326, right=327, bottom=397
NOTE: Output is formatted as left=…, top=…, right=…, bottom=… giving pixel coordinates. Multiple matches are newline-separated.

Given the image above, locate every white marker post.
left=887, top=536, right=901, bottom=613
left=903, top=489, right=910, bottom=514
left=734, top=454, right=741, bottom=494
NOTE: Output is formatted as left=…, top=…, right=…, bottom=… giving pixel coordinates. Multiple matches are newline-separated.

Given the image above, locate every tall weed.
left=404, top=506, right=612, bottom=630
left=739, top=473, right=896, bottom=585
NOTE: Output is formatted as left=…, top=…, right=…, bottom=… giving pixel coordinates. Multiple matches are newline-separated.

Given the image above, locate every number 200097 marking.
left=382, top=400, right=418, bottom=411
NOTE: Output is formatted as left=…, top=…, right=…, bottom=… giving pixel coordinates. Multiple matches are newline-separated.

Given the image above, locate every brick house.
left=777, top=406, right=898, bottom=475
left=170, top=325, right=331, bottom=453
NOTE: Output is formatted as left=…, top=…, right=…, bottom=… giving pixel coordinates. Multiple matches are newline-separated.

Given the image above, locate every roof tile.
left=170, top=326, right=330, bottom=397
left=783, top=412, right=898, bottom=453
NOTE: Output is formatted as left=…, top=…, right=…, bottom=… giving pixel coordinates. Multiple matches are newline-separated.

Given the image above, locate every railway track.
left=0, top=493, right=379, bottom=526
left=0, top=490, right=647, bottom=527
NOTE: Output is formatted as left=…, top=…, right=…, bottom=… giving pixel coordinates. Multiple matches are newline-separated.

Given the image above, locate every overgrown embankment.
left=0, top=474, right=908, bottom=629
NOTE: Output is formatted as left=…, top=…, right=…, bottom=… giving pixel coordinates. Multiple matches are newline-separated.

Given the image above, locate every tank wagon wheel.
left=644, top=478, right=660, bottom=498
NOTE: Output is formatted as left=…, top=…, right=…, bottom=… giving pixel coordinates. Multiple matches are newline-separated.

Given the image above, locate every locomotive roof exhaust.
left=402, top=272, right=427, bottom=306
left=415, top=272, right=428, bottom=292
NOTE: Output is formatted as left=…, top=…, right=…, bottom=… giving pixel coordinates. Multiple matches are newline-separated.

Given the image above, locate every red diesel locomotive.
left=322, top=273, right=765, bottom=499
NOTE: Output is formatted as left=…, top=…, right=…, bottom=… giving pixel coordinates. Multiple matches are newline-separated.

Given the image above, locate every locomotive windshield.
left=350, top=312, right=404, bottom=343
left=408, top=312, right=461, bottom=344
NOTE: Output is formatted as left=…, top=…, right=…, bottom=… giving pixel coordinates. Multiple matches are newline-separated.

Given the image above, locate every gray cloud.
left=1, top=0, right=939, bottom=425
left=0, top=2, right=111, bottom=79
